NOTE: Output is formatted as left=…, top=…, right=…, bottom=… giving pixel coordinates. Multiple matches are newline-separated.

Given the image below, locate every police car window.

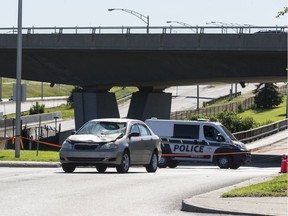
left=204, top=126, right=220, bottom=141
left=220, top=125, right=237, bottom=141
left=138, top=124, right=151, bottom=136
left=173, top=124, right=199, bottom=139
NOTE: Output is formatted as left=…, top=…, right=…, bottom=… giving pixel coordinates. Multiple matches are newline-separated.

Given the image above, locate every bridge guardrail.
left=233, top=119, right=287, bottom=143
left=0, top=26, right=287, bottom=35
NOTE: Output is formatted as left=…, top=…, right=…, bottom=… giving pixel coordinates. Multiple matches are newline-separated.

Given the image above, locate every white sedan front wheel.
left=146, top=151, right=158, bottom=173
left=116, top=151, right=130, bottom=173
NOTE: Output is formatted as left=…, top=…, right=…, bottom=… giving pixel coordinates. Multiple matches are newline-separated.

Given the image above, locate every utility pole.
left=0, top=77, right=2, bottom=102
left=15, top=0, right=23, bottom=158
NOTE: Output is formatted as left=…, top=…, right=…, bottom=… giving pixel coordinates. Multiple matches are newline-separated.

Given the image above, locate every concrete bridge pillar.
left=73, top=92, right=119, bottom=130
left=127, top=91, right=172, bottom=121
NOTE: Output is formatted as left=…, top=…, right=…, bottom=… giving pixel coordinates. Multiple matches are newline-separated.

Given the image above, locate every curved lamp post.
left=206, top=21, right=251, bottom=33
left=166, top=21, right=199, bottom=108
left=166, top=20, right=195, bottom=32
left=108, top=8, right=149, bottom=33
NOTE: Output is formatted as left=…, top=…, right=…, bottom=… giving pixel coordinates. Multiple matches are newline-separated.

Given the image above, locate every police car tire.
left=158, top=156, right=168, bottom=168
left=168, top=161, right=179, bottom=168
left=217, top=155, right=231, bottom=169
left=96, top=165, right=107, bottom=173
left=146, top=151, right=158, bottom=173
left=62, top=164, right=76, bottom=173
left=230, top=163, right=240, bottom=169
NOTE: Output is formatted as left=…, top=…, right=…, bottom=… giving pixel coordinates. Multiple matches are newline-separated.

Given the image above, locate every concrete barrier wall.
left=0, top=112, right=62, bottom=128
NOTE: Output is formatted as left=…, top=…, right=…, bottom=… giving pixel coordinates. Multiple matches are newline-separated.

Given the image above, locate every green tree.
left=29, top=102, right=45, bottom=115
left=253, top=83, right=283, bottom=108
left=276, top=7, right=288, bottom=17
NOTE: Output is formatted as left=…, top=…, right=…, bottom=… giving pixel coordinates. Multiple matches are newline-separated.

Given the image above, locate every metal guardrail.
left=0, top=26, right=287, bottom=35
left=233, top=119, right=288, bottom=143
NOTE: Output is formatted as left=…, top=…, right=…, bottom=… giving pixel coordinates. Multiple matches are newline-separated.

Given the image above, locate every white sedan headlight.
left=61, top=140, right=73, bottom=149
left=99, top=142, right=118, bottom=150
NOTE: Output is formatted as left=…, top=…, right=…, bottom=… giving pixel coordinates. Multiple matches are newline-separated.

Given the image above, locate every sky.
left=0, top=0, right=287, bottom=28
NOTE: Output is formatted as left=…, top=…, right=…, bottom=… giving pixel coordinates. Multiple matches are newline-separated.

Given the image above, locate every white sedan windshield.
left=77, top=121, right=127, bottom=136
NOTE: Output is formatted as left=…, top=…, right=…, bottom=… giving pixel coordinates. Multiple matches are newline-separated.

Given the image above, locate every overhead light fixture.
left=239, top=81, right=246, bottom=88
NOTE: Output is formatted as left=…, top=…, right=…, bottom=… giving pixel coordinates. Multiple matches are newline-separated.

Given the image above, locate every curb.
left=181, top=200, right=263, bottom=216
left=0, top=161, right=60, bottom=168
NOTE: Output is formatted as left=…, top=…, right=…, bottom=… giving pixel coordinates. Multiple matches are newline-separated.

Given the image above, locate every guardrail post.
left=200, top=27, right=204, bottom=34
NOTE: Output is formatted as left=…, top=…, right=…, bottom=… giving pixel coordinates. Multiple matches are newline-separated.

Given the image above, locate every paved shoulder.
left=246, top=129, right=288, bottom=151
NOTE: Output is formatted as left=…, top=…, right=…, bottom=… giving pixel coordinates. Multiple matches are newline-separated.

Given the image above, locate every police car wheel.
left=217, top=155, right=231, bottom=169
left=230, top=163, right=240, bottom=169
left=158, top=156, right=168, bottom=168
left=168, top=161, right=179, bottom=168
left=62, top=164, right=76, bottom=173
left=146, top=151, right=158, bottom=173
left=96, top=165, right=107, bottom=173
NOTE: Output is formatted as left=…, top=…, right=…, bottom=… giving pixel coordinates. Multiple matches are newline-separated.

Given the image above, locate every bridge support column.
left=127, top=92, right=172, bottom=121
left=74, top=92, right=119, bottom=130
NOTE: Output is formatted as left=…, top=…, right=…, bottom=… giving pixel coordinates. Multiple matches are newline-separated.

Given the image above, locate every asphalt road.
left=0, top=160, right=281, bottom=216
left=0, top=129, right=286, bottom=216
left=1, top=84, right=286, bottom=216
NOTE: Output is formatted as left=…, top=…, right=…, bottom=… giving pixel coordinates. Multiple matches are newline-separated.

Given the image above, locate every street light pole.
left=166, top=20, right=195, bottom=32
left=108, top=8, right=149, bottom=33
left=166, top=21, right=199, bottom=109
left=15, top=0, right=23, bottom=158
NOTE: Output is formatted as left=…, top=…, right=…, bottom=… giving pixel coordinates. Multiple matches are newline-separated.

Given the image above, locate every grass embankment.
left=222, top=174, right=288, bottom=197
left=238, top=97, right=287, bottom=125
left=1, top=78, right=73, bottom=98
left=0, top=150, right=59, bottom=162
left=1, top=78, right=137, bottom=100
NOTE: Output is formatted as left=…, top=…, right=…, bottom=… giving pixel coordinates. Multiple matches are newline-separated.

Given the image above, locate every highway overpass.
left=0, top=26, right=287, bottom=128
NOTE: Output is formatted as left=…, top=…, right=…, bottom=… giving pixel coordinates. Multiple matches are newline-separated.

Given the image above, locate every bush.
left=29, top=102, right=45, bottom=115
left=215, top=111, right=255, bottom=133
left=190, top=111, right=255, bottom=133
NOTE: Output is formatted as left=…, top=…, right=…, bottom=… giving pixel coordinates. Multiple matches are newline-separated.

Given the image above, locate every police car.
left=145, top=118, right=251, bottom=169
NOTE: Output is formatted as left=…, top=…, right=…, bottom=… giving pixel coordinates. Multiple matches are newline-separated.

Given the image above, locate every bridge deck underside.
left=0, top=49, right=286, bottom=88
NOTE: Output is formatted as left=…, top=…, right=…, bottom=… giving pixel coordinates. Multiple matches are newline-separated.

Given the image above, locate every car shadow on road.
left=173, top=153, right=282, bottom=169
